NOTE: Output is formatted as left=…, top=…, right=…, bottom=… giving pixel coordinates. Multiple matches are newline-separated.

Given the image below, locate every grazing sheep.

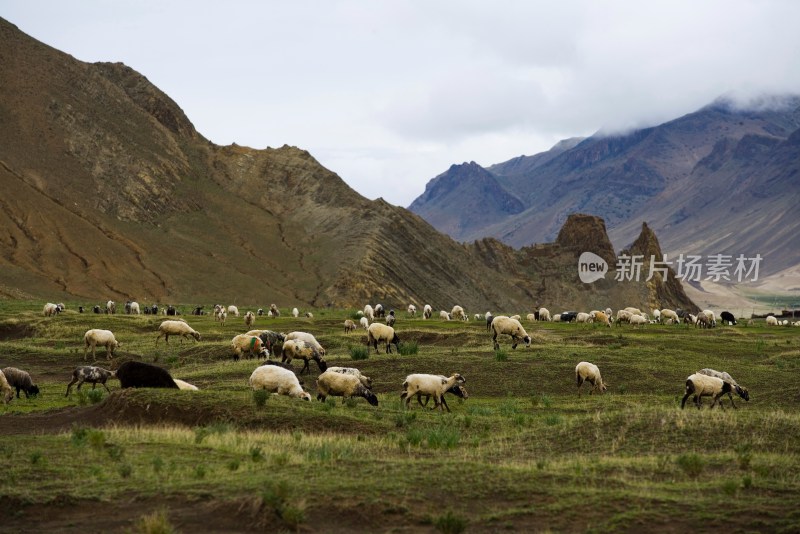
left=490, top=316, right=531, bottom=350
left=173, top=379, right=199, bottom=391
left=344, top=319, right=357, bottom=334
left=363, top=304, right=375, bottom=321
left=591, top=311, right=612, bottom=327
left=475, top=314, right=484, bottom=321
left=510, top=314, right=522, bottom=322
left=538, top=307, right=551, bottom=322
left=576, top=312, right=593, bottom=324
left=218, top=309, right=227, bottom=325
left=65, top=366, right=116, bottom=396
left=1, top=367, right=39, bottom=398
left=214, top=304, right=225, bottom=321
left=374, top=303, right=385, bottom=318
left=244, top=311, right=256, bottom=328
left=326, top=366, right=373, bottom=388
left=156, top=320, right=201, bottom=345
left=43, top=302, right=61, bottom=317
left=624, top=307, right=642, bottom=316
left=407, top=304, right=417, bottom=317
left=629, top=314, right=648, bottom=326
left=106, top=300, right=116, bottom=314
left=660, top=309, right=680, bottom=325
left=93, top=305, right=101, bottom=314
left=559, top=311, right=578, bottom=323
left=681, top=373, right=732, bottom=409
left=697, top=368, right=749, bottom=408
left=129, top=301, right=140, bottom=314
left=227, top=305, right=239, bottom=317
left=285, top=331, right=326, bottom=357
left=282, top=339, right=328, bottom=374
left=485, top=312, right=494, bottom=331
left=766, top=315, right=779, bottom=326
left=316, top=370, right=379, bottom=406
left=367, top=323, right=400, bottom=354
left=359, top=316, right=369, bottom=330
left=401, top=373, right=466, bottom=412
left=268, top=303, right=280, bottom=317
left=0, top=370, right=14, bottom=404
left=249, top=364, right=311, bottom=401
left=526, top=313, right=536, bottom=323
left=423, top=304, right=433, bottom=319
left=695, top=314, right=712, bottom=329
left=257, top=308, right=264, bottom=316
left=451, top=305, right=467, bottom=321
left=83, top=329, right=121, bottom=360
left=575, top=362, right=607, bottom=395
left=166, top=305, right=177, bottom=316
left=651, top=309, right=661, bottom=322
left=247, top=330, right=286, bottom=358
left=386, top=310, right=396, bottom=327
left=292, top=307, right=300, bottom=318
left=116, top=361, right=178, bottom=389
left=305, top=312, right=314, bottom=319
left=231, top=334, right=268, bottom=361
left=408, top=375, right=469, bottom=412
left=439, top=310, right=451, bottom=320
left=701, top=310, right=717, bottom=327
left=720, top=311, right=737, bottom=326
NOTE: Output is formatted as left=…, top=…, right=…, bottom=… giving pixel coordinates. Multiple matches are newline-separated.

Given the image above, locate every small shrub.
left=742, top=475, right=753, bottom=489
left=250, top=446, right=264, bottom=463
left=29, top=450, right=44, bottom=466
left=87, top=388, right=104, bottom=404
left=394, top=411, right=417, bottom=428
left=227, top=459, right=240, bottom=471
left=735, top=443, right=753, bottom=470
left=398, top=341, right=419, bottom=356
left=426, top=427, right=460, bottom=450
left=118, top=464, right=133, bottom=478
left=194, top=464, right=206, bottom=479
left=87, top=429, right=106, bottom=450
left=494, top=350, right=508, bottom=362
left=536, top=459, right=547, bottom=471
left=271, top=452, right=289, bottom=467
left=253, top=389, right=269, bottom=408
left=544, top=414, right=562, bottom=426
left=135, top=508, right=177, bottom=534
left=722, top=479, right=739, bottom=496
left=107, top=444, right=125, bottom=462
left=71, top=425, right=89, bottom=448
left=152, top=457, right=164, bottom=474
left=433, top=510, right=469, bottom=534
left=350, top=346, right=369, bottom=360
left=676, top=453, right=705, bottom=479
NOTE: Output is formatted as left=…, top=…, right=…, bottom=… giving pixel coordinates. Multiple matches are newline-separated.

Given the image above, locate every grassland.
left=1, top=301, right=799, bottom=533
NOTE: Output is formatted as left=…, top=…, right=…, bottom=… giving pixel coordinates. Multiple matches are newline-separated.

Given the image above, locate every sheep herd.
left=9, top=301, right=793, bottom=412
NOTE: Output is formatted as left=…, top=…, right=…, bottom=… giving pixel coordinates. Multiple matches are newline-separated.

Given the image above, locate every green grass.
left=1, top=302, right=800, bottom=532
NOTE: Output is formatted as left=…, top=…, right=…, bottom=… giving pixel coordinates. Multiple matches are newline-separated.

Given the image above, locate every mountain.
left=0, top=17, right=695, bottom=313
left=409, top=97, right=800, bottom=278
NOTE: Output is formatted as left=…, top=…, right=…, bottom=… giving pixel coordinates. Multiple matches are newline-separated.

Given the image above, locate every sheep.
left=268, top=303, right=280, bottom=317
left=624, top=307, right=642, bottom=316
left=116, top=361, right=178, bottom=389
left=173, top=379, right=199, bottom=391
left=285, top=331, right=327, bottom=357
left=0, top=370, right=14, bottom=404
left=247, top=330, right=286, bottom=358
left=686, top=314, right=697, bottom=325
left=439, top=310, right=451, bottom=320
left=559, top=311, right=578, bottom=323
left=697, top=368, right=750, bottom=408
left=165, top=305, right=177, bottom=316
left=218, top=309, right=227, bottom=325
left=575, top=362, right=607, bottom=395
left=92, top=305, right=101, bottom=314
left=257, top=308, right=264, bottom=316
left=1, top=367, right=40, bottom=398
left=576, top=312, right=593, bottom=324
left=401, top=373, right=466, bottom=412
left=485, top=312, right=494, bottom=331
left=326, top=366, right=373, bottom=388
left=681, top=373, right=733, bottom=409
left=553, top=314, right=562, bottom=322
left=615, top=309, right=633, bottom=325
left=591, top=311, right=611, bottom=327
left=374, top=303, right=385, bottom=318
left=359, top=316, right=369, bottom=330
left=244, top=311, right=256, bottom=328
left=629, top=314, right=648, bottom=326
left=451, top=305, right=467, bottom=321
left=475, top=314, right=484, bottom=321
left=386, top=310, right=396, bottom=327
left=701, top=310, right=717, bottom=327
left=231, top=334, right=268, bottom=361
left=526, top=313, right=536, bottom=323
left=766, top=315, right=779, bottom=326
left=249, top=364, right=311, bottom=401
left=344, top=319, right=357, bottom=334
left=227, top=305, right=239, bottom=317
left=106, top=300, right=116, bottom=314
left=292, top=307, right=299, bottom=318
left=282, top=339, right=328, bottom=374
left=407, top=375, right=469, bottom=412
left=214, top=304, right=225, bottom=321
left=155, top=320, right=201, bottom=346
left=660, top=309, right=680, bottom=325
left=538, top=307, right=551, bottom=322
left=423, top=304, right=433, bottom=319
left=695, top=314, right=712, bottom=329
left=364, top=304, right=375, bottom=321
left=510, top=314, right=522, bottom=322
left=651, top=309, right=661, bottom=322
left=65, top=366, right=116, bottom=396
left=305, top=312, right=314, bottom=319
left=367, top=323, right=400, bottom=354
left=43, top=302, right=61, bottom=317
left=129, top=301, right=140, bottom=314
left=490, top=316, right=531, bottom=350
left=316, top=370, right=379, bottom=406
left=407, top=304, right=417, bottom=317
left=720, top=311, right=737, bottom=326
left=83, top=329, right=121, bottom=361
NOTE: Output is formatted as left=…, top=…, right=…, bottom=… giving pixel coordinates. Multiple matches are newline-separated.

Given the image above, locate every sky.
left=3, top=1, right=800, bottom=207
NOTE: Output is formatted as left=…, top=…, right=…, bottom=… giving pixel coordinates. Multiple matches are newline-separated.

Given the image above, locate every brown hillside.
left=0, top=18, right=694, bottom=313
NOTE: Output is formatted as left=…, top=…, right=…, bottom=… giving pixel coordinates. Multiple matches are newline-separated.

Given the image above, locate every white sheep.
left=681, top=373, right=733, bottom=409
left=374, top=303, right=385, bottom=318
left=367, top=323, right=400, bottom=354
left=173, top=378, right=199, bottom=391
left=538, top=307, right=551, bottom=322
left=451, top=305, right=467, bottom=321
left=244, top=311, right=256, bottom=328
left=285, top=331, right=326, bottom=356
left=576, top=312, right=593, bottom=324
left=423, top=304, right=433, bottom=319
left=305, top=312, right=314, bottom=319
left=129, top=301, right=140, bottom=314
left=0, top=370, right=14, bottom=404
left=156, top=320, right=201, bottom=345
left=651, top=309, right=661, bottom=322
left=364, top=304, right=375, bottom=321
left=106, top=300, right=116, bottom=314
left=344, top=319, right=357, bottom=334
left=249, top=365, right=310, bottom=401
left=509, top=314, right=521, bottom=322
left=231, top=334, right=268, bottom=361
left=766, top=316, right=779, bottom=326
left=43, top=302, right=61, bottom=317
left=696, top=368, right=749, bottom=408
left=575, top=361, right=607, bottom=395
left=660, top=309, right=680, bottom=325
left=316, top=370, right=379, bottom=406
left=292, top=307, right=299, bottom=318
left=227, top=305, right=239, bottom=317
left=439, top=310, right=451, bottom=320
left=83, top=329, right=121, bottom=360
left=624, top=307, right=642, bottom=316
left=701, top=309, right=717, bottom=327
left=407, top=304, right=417, bottom=317
left=404, top=375, right=469, bottom=412
left=282, top=338, right=328, bottom=374
left=552, top=313, right=562, bottom=322
left=629, top=314, right=648, bottom=326
left=615, top=309, right=633, bottom=325
left=490, top=316, right=531, bottom=350
left=326, top=366, right=373, bottom=388
left=401, top=373, right=466, bottom=412
left=386, top=311, right=396, bottom=327
left=359, top=316, right=369, bottom=330
left=526, top=313, right=536, bottom=323
left=476, top=314, right=484, bottom=321
left=65, top=366, right=116, bottom=396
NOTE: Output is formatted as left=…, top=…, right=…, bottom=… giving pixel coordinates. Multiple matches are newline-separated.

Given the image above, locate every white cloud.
left=4, top=0, right=800, bottom=207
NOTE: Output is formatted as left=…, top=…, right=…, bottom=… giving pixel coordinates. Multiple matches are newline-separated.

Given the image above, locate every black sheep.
left=115, top=361, right=178, bottom=389
left=720, top=311, right=737, bottom=326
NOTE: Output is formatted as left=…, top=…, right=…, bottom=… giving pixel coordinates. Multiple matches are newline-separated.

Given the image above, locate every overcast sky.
left=4, top=1, right=800, bottom=206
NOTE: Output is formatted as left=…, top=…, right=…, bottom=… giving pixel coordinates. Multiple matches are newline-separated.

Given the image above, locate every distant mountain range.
left=0, top=16, right=695, bottom=313
left=409, top=97, right=800, bottom=279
